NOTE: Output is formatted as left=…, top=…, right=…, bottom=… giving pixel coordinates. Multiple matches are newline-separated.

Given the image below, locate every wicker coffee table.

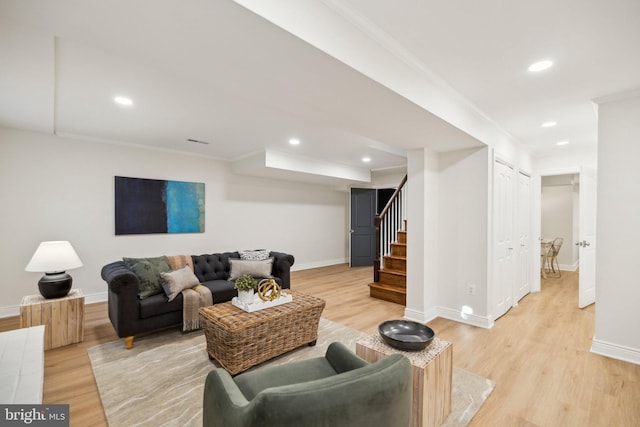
left=199, top=290, right=325, bottom=375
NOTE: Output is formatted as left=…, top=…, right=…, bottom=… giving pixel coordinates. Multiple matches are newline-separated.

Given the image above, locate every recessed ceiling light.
left=541, top=121, right=557, bottom=128
left=556, top=140, right=569, bottom=146
left=362, top=157, right=371, bottom=163
left=528, top=60, right=553, bottom=72
left=289, top=138, right=300, bottom=146
left=114, top=96, right=133, bottom=106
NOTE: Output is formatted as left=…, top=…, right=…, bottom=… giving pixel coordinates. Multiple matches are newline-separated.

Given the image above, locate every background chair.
left=549, top=237, right=564, bottom=277
left=203, top=341, right=412, bottom=427
left=540, top=240, right=554, bottom=278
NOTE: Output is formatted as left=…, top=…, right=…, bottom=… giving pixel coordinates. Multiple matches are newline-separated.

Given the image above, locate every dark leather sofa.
left=101, top=251, right=294, bottom=349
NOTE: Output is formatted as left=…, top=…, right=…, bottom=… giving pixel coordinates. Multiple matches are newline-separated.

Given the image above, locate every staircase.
left=369, top=222, right=406, bottom=305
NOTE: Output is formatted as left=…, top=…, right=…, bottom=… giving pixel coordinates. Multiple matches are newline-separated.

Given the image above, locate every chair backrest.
left=552, top=238, right=564, bottom=256
left=541, top=241, right=553, bottom=257
left=250, top=353, right=412, bottom=427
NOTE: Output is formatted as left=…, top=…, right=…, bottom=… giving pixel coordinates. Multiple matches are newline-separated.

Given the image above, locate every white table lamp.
left=25, top=241, right=83, bottom=298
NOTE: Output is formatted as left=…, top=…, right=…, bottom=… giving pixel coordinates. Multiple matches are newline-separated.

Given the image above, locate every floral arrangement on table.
left=234, top=274, right=258, bottom=291
left=234, top=274, right=258, bottom=304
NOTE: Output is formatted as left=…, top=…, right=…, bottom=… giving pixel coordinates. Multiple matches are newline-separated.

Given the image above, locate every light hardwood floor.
left=2, top=265, right=639, bottom=426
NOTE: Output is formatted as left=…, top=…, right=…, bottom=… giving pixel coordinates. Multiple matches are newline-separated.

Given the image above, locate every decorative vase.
left=238, top=289, right=254, bottom=304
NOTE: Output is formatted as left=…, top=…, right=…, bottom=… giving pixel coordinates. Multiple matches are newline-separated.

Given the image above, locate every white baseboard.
left=291, top=258, right=348, bottom=271
left=0, top=304, right=19, bottom=318
left=436, top=306, right=494, bottom=329
left=403, top=307, right=438, bottom=324
left=558, top=261, right=579, bottom=272
left=86, top=291, right=108, bottom=304
left=0, top=290, right=109, bottom=319
left=402, top=306, right=494, bottom=329
left=591, top=338, right=640, bottom=365
left=1, top=260, right=349, bottom=318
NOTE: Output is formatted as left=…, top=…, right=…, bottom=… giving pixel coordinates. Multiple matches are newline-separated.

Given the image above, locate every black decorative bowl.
left=378, top=320, right=435, bottom=351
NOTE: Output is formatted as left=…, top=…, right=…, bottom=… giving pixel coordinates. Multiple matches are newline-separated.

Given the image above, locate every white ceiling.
left=333, top=0, right=640, bottom=153
left=1, top=0, right=639, bottom=184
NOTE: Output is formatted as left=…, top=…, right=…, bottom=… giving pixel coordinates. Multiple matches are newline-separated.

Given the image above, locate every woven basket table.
left=199, top=290, right=326, bottom=375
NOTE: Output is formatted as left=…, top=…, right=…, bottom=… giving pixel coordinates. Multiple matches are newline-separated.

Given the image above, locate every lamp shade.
left=25, top=241, right=83, bottom=273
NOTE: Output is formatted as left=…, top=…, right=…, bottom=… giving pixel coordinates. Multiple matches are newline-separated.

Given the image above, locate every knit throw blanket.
left=182, top=285, right=212, bottom=331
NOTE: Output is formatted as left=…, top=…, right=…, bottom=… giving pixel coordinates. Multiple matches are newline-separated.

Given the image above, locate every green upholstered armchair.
left=203, top=342, right=412, bottom=427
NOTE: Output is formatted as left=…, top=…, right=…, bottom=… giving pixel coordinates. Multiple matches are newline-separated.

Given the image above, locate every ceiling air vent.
left=187, top=138, right=210, bottom=145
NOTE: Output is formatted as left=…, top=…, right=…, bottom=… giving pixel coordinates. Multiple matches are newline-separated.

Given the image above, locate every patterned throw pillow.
left=123, top=256, right=172, bottom=299
left=238, top=249, right=270, bottom=261
left=160, top=265, right=201, bottom=302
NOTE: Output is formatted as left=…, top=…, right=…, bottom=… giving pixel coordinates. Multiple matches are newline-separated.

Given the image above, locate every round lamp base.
left=38, top=272, right=72, bottom=299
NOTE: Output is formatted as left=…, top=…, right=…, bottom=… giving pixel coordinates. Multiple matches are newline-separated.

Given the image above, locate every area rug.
left=88, top=319, right=494, bottom=426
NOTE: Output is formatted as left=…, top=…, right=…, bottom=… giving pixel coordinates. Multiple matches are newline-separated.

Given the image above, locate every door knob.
left=349, top=229, right=355, bottom=234
left=576, top=240, right=590, bottom=247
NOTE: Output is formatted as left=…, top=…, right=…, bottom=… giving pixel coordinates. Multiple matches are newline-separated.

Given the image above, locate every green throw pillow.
left=123, top=256, right=172, bottom=299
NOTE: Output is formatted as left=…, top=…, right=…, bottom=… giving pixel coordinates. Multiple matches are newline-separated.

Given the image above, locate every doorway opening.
left=541, top=174, right=580, bottom=277
left=349, top=187, right=395, bottom=267
left=538, top=167, right=596, bottom=309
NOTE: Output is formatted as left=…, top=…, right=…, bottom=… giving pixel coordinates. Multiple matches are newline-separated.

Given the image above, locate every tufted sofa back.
left=191, top=252, right=240, bottom=282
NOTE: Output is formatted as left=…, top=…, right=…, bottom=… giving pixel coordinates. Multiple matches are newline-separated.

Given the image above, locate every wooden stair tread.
left=377, top=269, right=406, bottom=287
left=369, top=282, right=406, bottom=305
left=371, top=216, right=407, bottom=305
left=383, top=256, right=406, bottom=269
left=370, top=284, right=405, bottom=293
left=369, top=282, right=405, bottom=291
left=379, top=268, right=405, bottom=276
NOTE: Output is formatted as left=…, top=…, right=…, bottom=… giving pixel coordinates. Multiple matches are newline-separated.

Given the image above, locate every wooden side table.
left=356, top=334, right=452, bottom=427
left=20, top=289, right=85, bottom=350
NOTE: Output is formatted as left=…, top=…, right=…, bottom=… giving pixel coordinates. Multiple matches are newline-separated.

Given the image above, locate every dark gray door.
left=350, top=188, right=376, bottom=266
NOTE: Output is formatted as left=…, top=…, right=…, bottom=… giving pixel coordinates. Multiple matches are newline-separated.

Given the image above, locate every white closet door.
left=515, top=172, right=531, bottom=303
left=493, top=160, right=514, bottom=319
left=578, top=166, right=597, bottom=308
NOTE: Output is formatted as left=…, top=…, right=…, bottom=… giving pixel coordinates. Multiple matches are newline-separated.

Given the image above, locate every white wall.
left=534, top=149, right=597, bottom=173
left=541, top=184, right=577, bottom=269
left=405, top=146, right=491, bottom=326
left=0, top=127, right=349, bottom=315
left=405, top=148, right=439, bottom=322
left=437, top=147, right=489, bottom=321
left=370, top=168, right=407, bottom=189
left=592, top=92, right=640, bottom=364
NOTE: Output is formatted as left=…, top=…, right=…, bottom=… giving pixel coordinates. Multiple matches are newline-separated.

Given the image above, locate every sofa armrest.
left=101, top=261, right=139, bottom=295
left=269, top=252, right=295, bottom=289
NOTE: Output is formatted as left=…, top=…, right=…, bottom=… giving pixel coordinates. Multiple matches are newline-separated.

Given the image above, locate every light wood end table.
left=20, top=288, right=85, bottom=350
left=356, top=334, right=452, bottom=427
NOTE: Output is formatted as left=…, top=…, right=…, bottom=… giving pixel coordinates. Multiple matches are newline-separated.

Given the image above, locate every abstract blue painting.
left=115, top=176, right=205, bottom=235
